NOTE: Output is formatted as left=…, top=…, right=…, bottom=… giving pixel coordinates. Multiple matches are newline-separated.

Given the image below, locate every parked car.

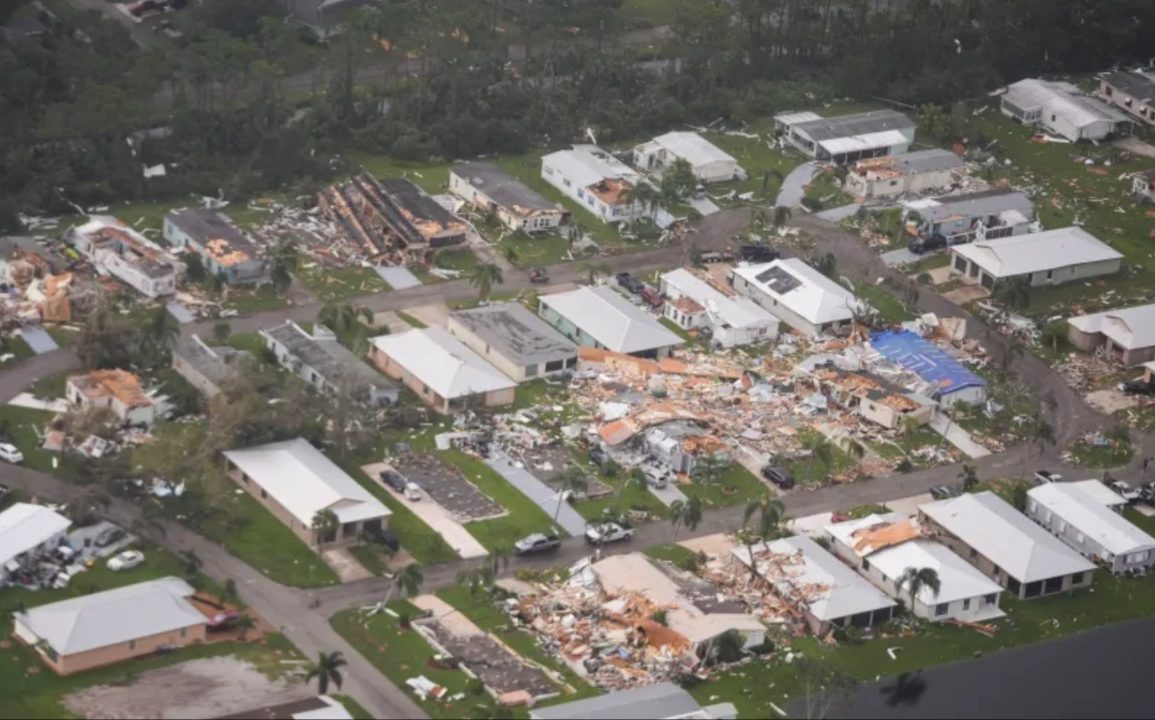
left=94, top=527, right=125, bottom=548
left=588, top=446, right=610, bottom=467
left=1109, top=480, right=1142, bottom=504
left=1139, top=482, right=1155, bottom=507
left=615, top=273, right=645, bottom=294
left=930, top=484, right=961, bottom=500
left=1119, top=378, right=1155, bottom=396
left=585, top=522, right=635, bottom=545
left=403, top=482, right=422, bottom=502
left=641, top=464, right=670, bottom=489
left=515, top=533, right=562, bottom=556
left=907, top=234, right=948, bottom=255
left=639, top=287, right=664, bottom=309
left=760, top=466, right=796, bottom=490
left=379, top=468, right=408, bottom=493
left=1033, top=470, right=1064, bottom=485
left=699, top=249, right=735, bottom=263
left=207, top=610, right=243, bottom=631
left=364, top=525, right=401, bottom=552
left=107, top=549, right=145, bottom=572
left=528, top=267, right=550, bottom=284
left=738, top=245, right=780, bottom=263
left=0, top=443, right=23, bottom=464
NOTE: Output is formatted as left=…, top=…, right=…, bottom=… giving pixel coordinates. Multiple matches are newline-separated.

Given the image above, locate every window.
left=983, top=593, right=997, bottom=605
left=260, top=488, right=267, bottom=499
left=861, top=558, right=870, bottom=571
left=180, top=627, right=187, bottom=638
left=934, top=603, right=948, bottom=616
left=1071, top=572, right=1085, bottom=585
left=525, top=364, right=538, bottom=377
left=962, top=598, right=971, bottom=611
left=577, top=188, right=584, bottom=199
left=128, top=640, right=136, bottom=650
left=545, top=359, right=564, bottom=373
left=562, top=178, right=571, bottom=188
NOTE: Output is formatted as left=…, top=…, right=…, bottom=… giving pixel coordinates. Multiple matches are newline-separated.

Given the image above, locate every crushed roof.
left=262, top=321, right=397, bottom=398
left=0, top=503, right=71, bottom=568
left=1029, top=481, right=1155, bottom=556
left=167, top=208, right=262, bottom=268
left=449, top=302, right=577, bottom=368
left=920, top=492, right=1095, bottom=583
left=68, top=369, right=154, bottom=409
left=539, top=286, right=684, bottom=354
left=17, top=577, right=205, bottom=655
left=1067, top=302, right=1155, bottom=350
left=731, top=258, right=863, bottom=326
left=371, top=327, right=516, bottom=399
left=951, top=226, right=1123, bottom=278
left=869, top=330, right=985, bottom=398
left=451, top=161, right=558, bottom=214
left=853, top=149, right=963, bottom=177
left=661, top=268, right=777, bottom=331
left=542, top=145, right=639, bottom=191
left=224, top=438, right=391, bottom=526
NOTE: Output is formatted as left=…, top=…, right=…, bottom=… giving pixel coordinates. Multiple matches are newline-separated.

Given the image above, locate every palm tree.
left=761, top=168, right=784, bottom=197
left=918, top=103, right=946, bottom=140
left=804, top=435, right=834, bottom=480
left=180, top=550, right=203, bottom=578
left=235, top=614, right=257, bottom=640
left=553, top=467, right=587, bottom=522
left=312, top=509, right=339, bottom=547
left=692, top=455, right=730, bottom=486
left=270, top=239, right=298, bottom=294
left=840, top=438, right=866, bottom=464
left=670, top=499, right=687, bottom=541
left=623, top=181, right=660, bottom=216
left=772, top=205, right=792, bottom=228
left=457, top=565, right=496, bottom=596
left=385, top=562, right=424, bottom=604
left=996, top=277, right=1032, bottom=311
left=958, top=464, right=979, bottom=493
left=139, top=306, right=180, bottom=369
left=742, top=496, right=785, bottom=580
left=318, top=302, right=372, bottom=335
left=467, top=262, right=504, bottom=301
left=304, top=651, right=347, bottom=695
left=672, top=495, right=704, bottom=541
left=896, top=566, right=941, bottom=611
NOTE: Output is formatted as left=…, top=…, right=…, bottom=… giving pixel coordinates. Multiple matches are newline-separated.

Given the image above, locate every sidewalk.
left=486, top=450, right=587, bottom=536
left=930, top=414, right=991, bottom=459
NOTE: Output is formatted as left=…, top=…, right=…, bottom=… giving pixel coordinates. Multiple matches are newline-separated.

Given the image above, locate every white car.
left=404, top=482, right=422, bottom=502
left=107, top=550, right=145, bottom=572
left=585, top=522, right=635, bottom=545
left=0, top=443, right=23, bottom=464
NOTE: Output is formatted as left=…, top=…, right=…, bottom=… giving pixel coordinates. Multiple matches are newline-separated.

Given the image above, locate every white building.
left=1067, top=302, right=1155, bottom=366
left=660, top=268, right=778, bottom=348
left=446, top=302, right=578, bottom=381
left=919, top=492, right=1096, bottom=599
left=531, top=683, right=736, bottom=720
left=66, top=216, right=183, bottom=298
left=1027, top=480, right=1155, bottom=575
left=632, top=131, right=746, bottom=184
left=902, top=188, right=1036, bottom=246
left=950, top=226, right=1123, bottom=290
left=775, top=109, right=916, bottom=165
left=369, top=327, right=517, bottom=414
left=539, top=286, right=684, bottom=358
left=0, top=503, right=70, bottom=585
left=1001, top=78, right=1130, bottom=142
left=1099, top=70, right=1155, bottom=128
left=66, top=370, right=158, bottom=427
left=261, top=321, right=399, bottom=405
left=731, top=535, right=896, bottom=636
left=826, top=513, right=1004, bottom=622
left=728, top=258, right=865, bottom=336
left=449, top=161, right=565, bottom=233
left=843, top=149, right=963, bottom=200
left=540, top=145, right=645, bottom=224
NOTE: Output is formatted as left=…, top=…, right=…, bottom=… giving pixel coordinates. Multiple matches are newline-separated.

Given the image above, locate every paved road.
left=775, top=161, right=817, bottom=207
left=823, top=614, right=1155, bottom=718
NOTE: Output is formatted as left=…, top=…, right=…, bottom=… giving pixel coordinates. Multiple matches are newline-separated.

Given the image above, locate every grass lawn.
left=659, top=316, right=695, bottom=343
left=434, top=248, right=480, bottom=274
left=1068, top=437, right=1135, bottom=469
left=1, top=633, right=302, bottom=720
left=569, top=453, right=670, bottom=523
left=331, top=602, right=481, bottom=720
left=223, top=285, right=289, bottom=315
left=1, top=335, right=34, bottom=366
left=0, top=406, right=82, bottom=479
left=783, top=429, right=856, bottom=486
left=802, top=168, right=854, bottom=211
left=680, top=462, right=769, bottom=509
left=436, top=586, right=598, bottom=703
left=445, top=449, right=563, bottom=549
left=644, top=543, right=699, bottom=567
left=343, top=154, right=450, bottom=195
left=396, top=311, right=427, bottom=329
left=348, top=543, right=392, bottom=577
left=616, top=0, right=684, bottom=27
left=298, top=264, right=387, bottom=302
left=701, top=129, right=800, bottom=203
left=333, top=695, right=375, bottom=720
left=497, top=233, right=572, bottom=268
left=226, top=332, right=268, bottom=357
left=855, top=282, right=916, bottom=324
left=30, top=371, right=70, bottom=400
left=512, top=379, right=556, bottom=410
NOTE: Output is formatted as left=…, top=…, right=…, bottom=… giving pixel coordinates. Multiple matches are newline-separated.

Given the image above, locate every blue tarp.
left=869, top=329, right=985, bottom=397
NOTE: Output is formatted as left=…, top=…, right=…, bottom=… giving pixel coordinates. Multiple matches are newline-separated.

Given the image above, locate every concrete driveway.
left=775, top=161, right=817, bottom=207
left=486, top=450, right=587, bottom=536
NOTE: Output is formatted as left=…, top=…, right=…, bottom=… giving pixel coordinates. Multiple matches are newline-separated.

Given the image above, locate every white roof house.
left=14, top=577, right=204, bottom=656
left=951, top=226, right=1123, bottom=283
left=920, top=492, right=1096, bottom=584
left=542, top=144, right=639, bottom=189
left=0, top=503, right=70, bottom=573
left=370, top=327, right=516, bottom=399
left=540, top=145, right=644, bottom=224
left=633, top=131, right=745, bottom=183
left=729, top=258, right=864, bottom=334
left=1028, top=481, right=1155, bottom=566
left=660, top=268, right=778, bottom=347
left=539, top=286, right=684, bottom=356
left=862, top=537, right=1004, bottom=607
left=223, top=438, right=390, bottom=527
left=1068, top=303, right=1155, bottom=352
left=732, top=535, right=895, bottom=627
left=1001, top=78, right=1129, bottom=141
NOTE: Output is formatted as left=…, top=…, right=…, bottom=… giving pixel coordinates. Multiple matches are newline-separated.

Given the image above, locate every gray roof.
left=16, top=577, right=205, bottom=655
left=262, top=321, right=397, bottom=399
left=908, top=188, right=1035, bottom=225
left=530, top=683, right=706, bottom=720
left=449, top=302, right=577, bottom=367
left=167, top=208, right=262, bottom=260
left=792, top=110, right=915, bottom=142
left=175, top=335, right=249, bottom=385
left=1104, top=70, right=1155, bottom=104
left=894, top=149, right=964, bottom=174
left=451, top=162, right=557, bottom=213
left=539, top=286, right=683, bottom=354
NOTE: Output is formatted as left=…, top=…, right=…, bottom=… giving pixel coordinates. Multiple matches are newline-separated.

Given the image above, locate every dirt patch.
left=1085, top=389, right=1141, bottom=414
left=942, top=284, right=991, bottom=304
left=62, top=656, right=310, bottom=720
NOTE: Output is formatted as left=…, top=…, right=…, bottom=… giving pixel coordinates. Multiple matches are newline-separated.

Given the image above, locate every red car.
left=639, top=287, right=663, bottom=309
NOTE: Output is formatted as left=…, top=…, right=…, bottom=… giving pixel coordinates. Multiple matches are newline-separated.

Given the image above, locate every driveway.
left=775, top=161, right=817, bottom=207
left=816, top=202, right=863, bottom=222
left=485, top=450, right=587, bottom=536
left=881, top=247, right=921, bottom=267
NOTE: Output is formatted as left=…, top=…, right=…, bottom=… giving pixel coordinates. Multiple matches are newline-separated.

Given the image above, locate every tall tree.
left=958, top=464, right=979, bottom=493
left=304, top=651, right=348, bottom=695
left=467, top=262, right=504, bottom=301
left=312, top=509, right=339, bottom=547
left=896, top=566, right=941, bottom=611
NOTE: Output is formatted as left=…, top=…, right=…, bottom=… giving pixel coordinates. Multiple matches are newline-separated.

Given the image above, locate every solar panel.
left=755, top=266, right=801, bottom=294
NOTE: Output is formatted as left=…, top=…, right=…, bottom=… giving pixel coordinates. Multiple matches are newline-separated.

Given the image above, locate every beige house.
left=13, top=577, right=207, bottom=675
left=223, top=438, right=391, bottom=549
left=447, top=302, right=578, bottom=382
left=843, top=149, right=962, bottom=200
left=950, top=227, right=1123, bottom=290
left=65, top=370, right=158, bottom=427
left=1067, top=303, right=1155, bottom=366
left=369, top=327, right=517, bottom=413
left=1099, top=71, right=1155, bottom=127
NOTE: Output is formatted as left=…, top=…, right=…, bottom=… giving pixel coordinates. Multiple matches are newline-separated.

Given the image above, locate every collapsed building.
left=318, top=174, right=467, bottom=265
left=66, top=216, right=184, bottom=298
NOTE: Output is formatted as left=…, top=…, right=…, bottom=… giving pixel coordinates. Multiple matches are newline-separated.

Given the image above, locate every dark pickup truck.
left=515, top=533, right=562, bottom=556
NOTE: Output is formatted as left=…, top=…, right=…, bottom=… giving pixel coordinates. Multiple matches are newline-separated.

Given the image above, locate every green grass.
left=2, top=335, right=34, bottom=365
left=701, top=129, right=799, bottom=202
left=298, top=264, right=388, bottom=302
left=844, top=503, right=891, bottom=519
left=445, top=449, right=563, bottom=549
left=512, top=378, right=555, bottom=410
left=1068, top=437, right=1135, bottom=469
left=681, top=462, right=769, bottom=509
left=396, top=311, right=427, bottom=329
left=348, top=543, right=393, bottom=577
left=497, top=233, right=572, bottom=268
left=570, top=453, right=670, bottom=522
left=855, top=282, right=916, bottom=324
left=0, top=406, right=82, bottom=479
left=223, top=285, right=289, bottom=315
left=436, top=586, right=598, bottom=701
left=802, top=168, right=854, bottom=211
left=616, top=0, right=684, bottom=27
left=658, top=316, right=695, bottom=342
left=30, top=371, right=70, bottom=399
left=332, top=602, right=478, bottom=720
left=644, top=543, right=699, bottom=566
left=1, top=628, right=302, bottom=720
left=783, top=429, right=856, bottom=486
left=434, top=248, right=480, bottom=274
left=333, top=695, right=375, bottom=720
left=343, top=154, right=450, bottom=195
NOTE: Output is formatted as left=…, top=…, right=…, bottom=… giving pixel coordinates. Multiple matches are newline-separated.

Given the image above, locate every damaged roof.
left=68, top=369, right=154, bottom=408
left=854, top=149, right=963, bottom=176
left=662, top=268, right=778, bottom=331
left=261, top=321, right=398, bottom=398
left=540, top=286, right=684, bottom=354
left=449, top=302, right=577, bottom=368
left=451, top=161, right=559, bottom=214
left=542, top=145, right=640, bottom=191
left=167, top=208, right=262, bottom=268
left=869, top=330, right=985, bottom=398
